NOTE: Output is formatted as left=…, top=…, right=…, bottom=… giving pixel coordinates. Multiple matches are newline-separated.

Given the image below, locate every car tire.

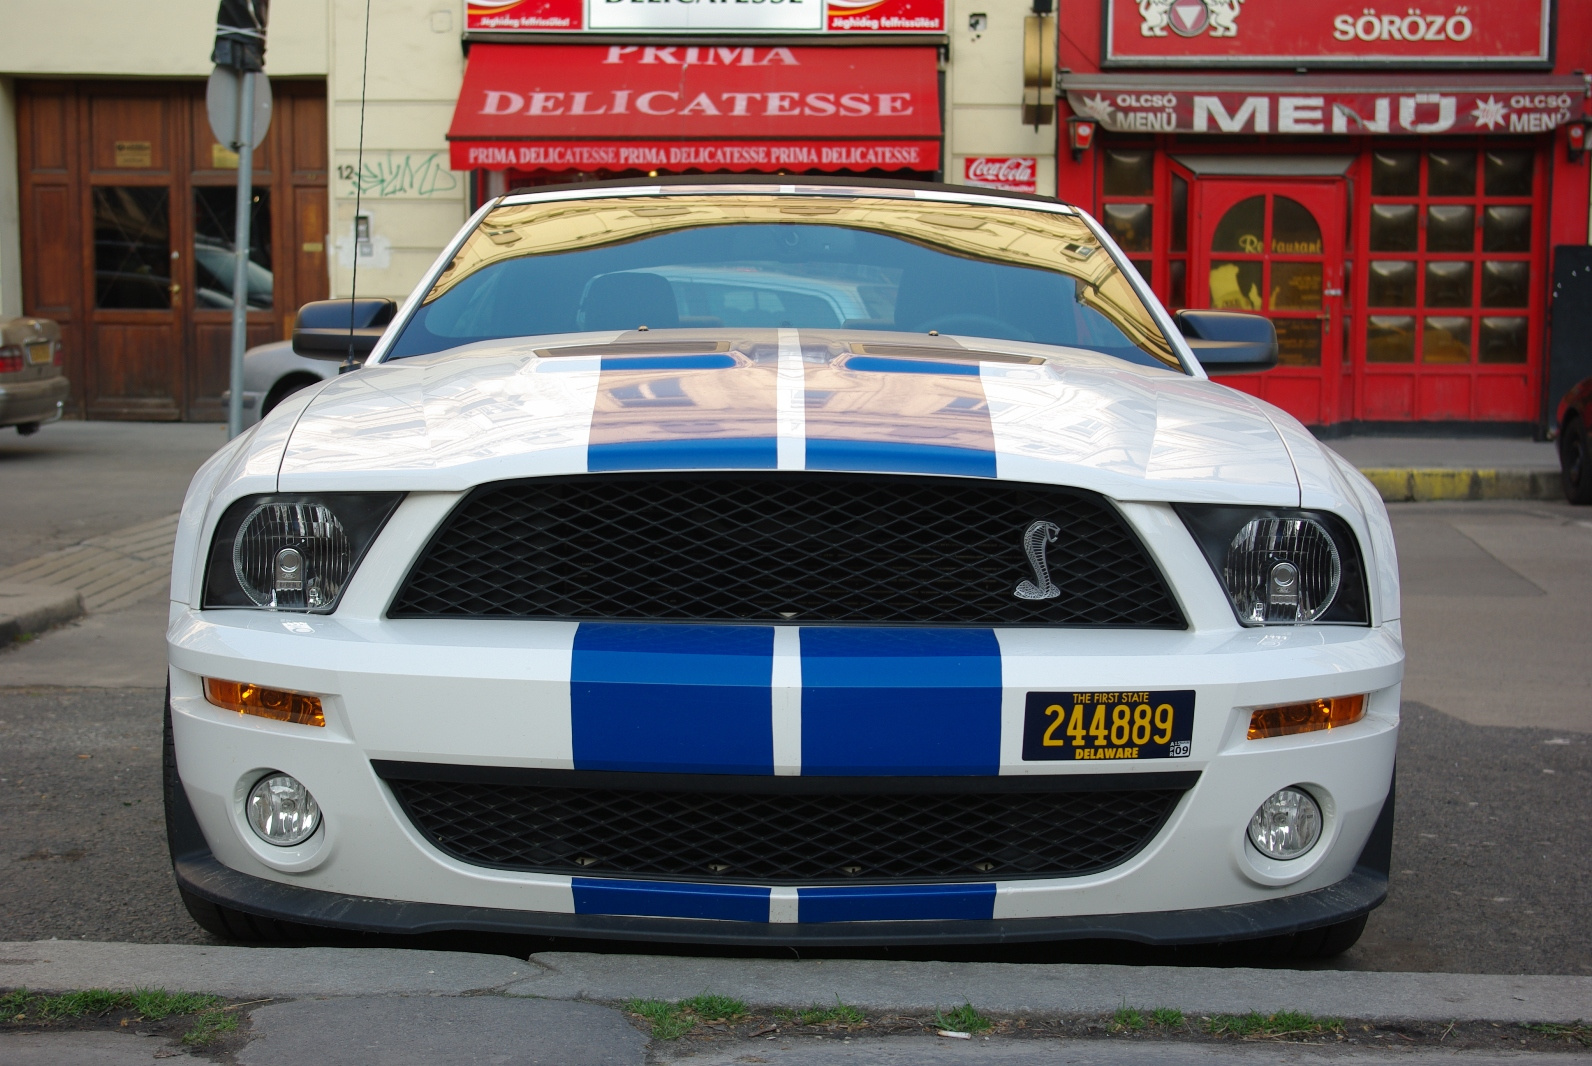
left=1288, top=914, right=1368, bottom=959
left=16, top=421, right=40, bottom=436
left=260, top=374, right=322, bottom=418
left=164, top=689, right=303, bottom=944
left=1561, top=417, right=1592, bottom=505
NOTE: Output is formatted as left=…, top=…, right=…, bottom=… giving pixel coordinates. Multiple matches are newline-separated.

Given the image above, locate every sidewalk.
left=1323, top=436, right=1562, bottom=502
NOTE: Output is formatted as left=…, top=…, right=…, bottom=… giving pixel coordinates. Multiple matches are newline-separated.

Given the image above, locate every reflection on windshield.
left=388, top=196, right=1176, bottom=369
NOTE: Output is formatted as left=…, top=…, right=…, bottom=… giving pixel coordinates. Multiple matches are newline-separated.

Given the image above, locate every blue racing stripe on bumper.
left=572, top=878, right=771, bottom=921
left=798, top=883, right=996, bottom=923
left=587, top=437, right=778, bottom=471
left=799, top=628, right=1002, bottom=775
left=804, top=439, right=996, bottom=478
left=571, top=623, right=775, bottom=774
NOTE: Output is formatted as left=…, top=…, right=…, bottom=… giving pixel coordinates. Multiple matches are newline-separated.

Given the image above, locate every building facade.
left=1055, top=0, right=1592, bottom=430
left=0, top=0, right=1056, bottom=420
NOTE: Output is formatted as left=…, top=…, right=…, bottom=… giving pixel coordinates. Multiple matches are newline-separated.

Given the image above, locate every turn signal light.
left=1247, top=694, right=1366, bottom=740
left=204, top=678, right=325, bottom=727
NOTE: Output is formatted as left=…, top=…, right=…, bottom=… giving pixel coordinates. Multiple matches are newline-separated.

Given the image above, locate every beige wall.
left=943, top=0, right=1058, bottom=189
left=0, top=0, right=329, bottom=76
left=327, top=0, right=469, bottom=301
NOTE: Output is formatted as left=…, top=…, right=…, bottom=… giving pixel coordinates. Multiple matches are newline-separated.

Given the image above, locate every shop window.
left=1482, top=206, right=1532, bottom=252
left=1367, top=315, right=1415, bottom=363
left=1169, top=259, right=1186, bottom=308
left=1272, top=198, right=1322, bottom=254
left=1369, top=205, right=1418, bottom=251
left=1427, top=152, right=1476, bottom=197
left=1426, top=205, right=1475, bottom=252
left=1270, top=262, right=1322, bottom=311
left=1210, top=261, right=1262, bottom=310
left=1479, top=317, right=1528, bottom=363
left=1371, top=151, right=1420, bottom=196
left=1103, top=150, right=1154, bottom=196
left=93, top=186, right=171, bottom=309
left=193, top=186, right=273, bottom=310
left=1368, top=261, right=1416, bottom=306
left=1422, top=316, right=1471, bottom=363
left=1102, top=203, right=1153, bottom=253
left=1480, top=261, right=1529, bottom=307
left=1170, top=174, right=1188, bottom=254
left=1484, top=151, right=1533, bottom=197
left=1275, top=320, right=1322, bottom=367
left=1424, top=261, right=1472, bottom=308
left=1213, top=196, right=1265, bottom=253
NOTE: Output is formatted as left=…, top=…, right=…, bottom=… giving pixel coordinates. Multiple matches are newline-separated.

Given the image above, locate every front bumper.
left=0, top=375, right=68, bottom=427
left=167, top=603, right=1402, bottom=943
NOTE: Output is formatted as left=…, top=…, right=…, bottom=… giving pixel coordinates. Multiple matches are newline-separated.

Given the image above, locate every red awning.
left=448, top=43, right=942, bottom=172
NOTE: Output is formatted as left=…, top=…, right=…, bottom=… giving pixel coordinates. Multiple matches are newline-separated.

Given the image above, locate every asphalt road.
left=1, top=422, right=1589, bottom=974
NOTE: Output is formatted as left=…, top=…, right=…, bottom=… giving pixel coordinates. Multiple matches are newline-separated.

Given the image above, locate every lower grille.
left=376, top=763, right=1195, bottom=885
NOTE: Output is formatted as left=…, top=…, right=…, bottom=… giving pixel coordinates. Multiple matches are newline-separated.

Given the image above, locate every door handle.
left=169, top=282, right=182, bottom=295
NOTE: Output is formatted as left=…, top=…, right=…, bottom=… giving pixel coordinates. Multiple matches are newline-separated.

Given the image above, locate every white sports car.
left=165, top=178, right=1401, bottom=955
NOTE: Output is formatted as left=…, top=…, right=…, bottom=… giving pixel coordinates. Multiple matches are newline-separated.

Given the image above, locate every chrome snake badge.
left=1014, top=520, right=1062, bottom=600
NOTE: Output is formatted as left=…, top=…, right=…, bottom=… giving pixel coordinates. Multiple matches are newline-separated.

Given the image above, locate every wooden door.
left=16, top=80, right=329, bottom=421
left=1189, top=179, right=1346, bottom=426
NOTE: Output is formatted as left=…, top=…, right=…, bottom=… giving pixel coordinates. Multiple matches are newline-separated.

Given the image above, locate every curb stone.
left=2, top=943, right=1589, bottom=1025
left=0, top=584, right=84, bottom=645
left=1357, top=467, right=1561, bottom=502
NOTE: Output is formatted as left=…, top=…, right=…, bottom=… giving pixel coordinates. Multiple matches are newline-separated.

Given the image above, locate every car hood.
left=268, top=329, right=1302, bottom=505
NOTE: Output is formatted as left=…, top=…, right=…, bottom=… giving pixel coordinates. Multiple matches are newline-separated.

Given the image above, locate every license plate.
left=25, top=341, right=51, bottom=365
left=1022, top=690, right=1195, bottom=762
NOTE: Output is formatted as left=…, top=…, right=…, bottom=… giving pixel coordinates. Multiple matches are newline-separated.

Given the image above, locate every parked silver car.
left=0, top=316, right=68, bottom=435
left=228, top=340, right=339, bottom=429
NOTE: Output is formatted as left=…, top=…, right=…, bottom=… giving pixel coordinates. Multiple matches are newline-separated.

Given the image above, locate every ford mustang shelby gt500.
left=165, top=178, right=1401, bottom=954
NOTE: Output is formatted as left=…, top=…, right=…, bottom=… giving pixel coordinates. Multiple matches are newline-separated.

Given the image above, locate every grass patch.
left=934, top=1003, right=993, bottom=1035
left=181, top=1008, right=240, bottom=1047
left=1151, top=1007, right=1185, bottom=1028
left=131, top=989, right=224, bottom=1021
left=676, top=993, right=747, bottom=1021
left=2, top=987, right=233, bottom=1034
left=1522, top=1022, right=1591, bottom=1046
left=1204, top=1011, right=1344, bottom=1039
left=1111, top=1007, right=1146, bottom=1032
left=774, top=998, right=867, bottom=1026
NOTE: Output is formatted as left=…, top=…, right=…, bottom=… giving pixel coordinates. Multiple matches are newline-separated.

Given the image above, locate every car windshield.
left=385, top=194, right=1180, bottom=370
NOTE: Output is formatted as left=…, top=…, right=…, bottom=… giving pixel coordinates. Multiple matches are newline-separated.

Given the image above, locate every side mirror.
left=1174, top=310, right=1279, bottom=374
left=292, top=299, right=397, bottom=361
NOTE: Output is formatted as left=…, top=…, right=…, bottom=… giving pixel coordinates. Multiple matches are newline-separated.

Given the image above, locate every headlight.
left=203, top=494, right=402, bottom=612
left=1176, top=506, right=1369, bottom=626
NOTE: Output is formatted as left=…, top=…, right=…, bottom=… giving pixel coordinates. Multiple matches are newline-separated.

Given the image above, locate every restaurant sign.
left=467, top=0, right=945, bottom=33
left=1104, top=0, right=1549, bottom=67
left=1064, top=83, right=1585, bottom=135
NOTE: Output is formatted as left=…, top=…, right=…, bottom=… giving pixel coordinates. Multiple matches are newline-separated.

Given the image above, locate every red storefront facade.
left=1055, top=1, right=1592, bottom=430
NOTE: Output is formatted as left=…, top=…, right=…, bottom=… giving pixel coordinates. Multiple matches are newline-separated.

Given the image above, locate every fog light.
left=246, top=773, right=321, bottom=846
left=204, top=678, right=324, bottom=727
left=1247, top=787, right=1321, bottom=860
left=1248, top=694, right=1366, bottom=740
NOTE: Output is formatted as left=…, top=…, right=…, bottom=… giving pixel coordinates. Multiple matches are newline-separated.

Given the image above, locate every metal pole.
left=226, top=69, right=256, bottom=439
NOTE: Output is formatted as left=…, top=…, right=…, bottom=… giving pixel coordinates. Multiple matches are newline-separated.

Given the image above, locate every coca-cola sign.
left=1105, top=0, right=1549, bottom=67
left=964, top=156, right=1037, bottom=193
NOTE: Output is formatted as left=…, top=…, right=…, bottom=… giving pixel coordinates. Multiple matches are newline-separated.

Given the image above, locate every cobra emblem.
left=1014, top=520, right=1062, bottom=601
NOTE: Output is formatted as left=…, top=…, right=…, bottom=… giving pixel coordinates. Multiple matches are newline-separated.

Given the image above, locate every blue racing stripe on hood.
left=799, top=627, right=1002, bottom=776
left=588, top=437, right=777, bottom=471
left=573, top=878, right=771, bottom=922
left=805, top=439, right=996, bottom=478
left=571, top=623, right=775, bottom=774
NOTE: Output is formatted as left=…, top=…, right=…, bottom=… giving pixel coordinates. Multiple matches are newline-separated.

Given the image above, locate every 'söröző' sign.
left=1105, top=0, right=1549, bottom=66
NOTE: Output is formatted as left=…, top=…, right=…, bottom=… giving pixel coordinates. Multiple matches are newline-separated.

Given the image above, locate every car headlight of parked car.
left=203, top=494, right=402, bottom=612
left=1176, top=505, right=1369, bottom=626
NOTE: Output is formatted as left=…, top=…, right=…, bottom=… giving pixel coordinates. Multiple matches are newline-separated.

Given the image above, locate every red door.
left=1190, top=179, right=1346, bottom=426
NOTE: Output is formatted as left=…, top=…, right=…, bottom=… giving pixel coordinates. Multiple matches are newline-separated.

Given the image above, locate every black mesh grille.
left=389, top=473, right=1183, bottom=627
left=376, top=765, right=1192, bottom=884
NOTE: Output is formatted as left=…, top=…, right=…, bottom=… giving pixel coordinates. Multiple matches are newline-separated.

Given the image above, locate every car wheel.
left=16, top=421, right=40, bottom=436
left=1561, top=417, right=1592, bottom=505
left=164, top=689, right=303, bottom=944
left=260, top=374, right=322, bottom=418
